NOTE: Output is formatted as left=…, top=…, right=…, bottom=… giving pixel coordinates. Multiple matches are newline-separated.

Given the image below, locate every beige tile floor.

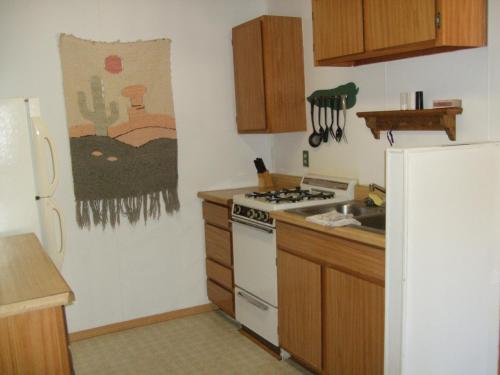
left=71, top=311, right=311, bottom=375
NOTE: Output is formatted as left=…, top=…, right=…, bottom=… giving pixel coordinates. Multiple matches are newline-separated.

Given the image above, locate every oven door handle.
left=230, top=218, right=274, bottom=234
left=237, top=291, right=269, bottom=311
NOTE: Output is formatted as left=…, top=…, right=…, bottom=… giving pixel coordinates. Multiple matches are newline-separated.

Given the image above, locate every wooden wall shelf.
left=356, top=108, right=463, bottom=141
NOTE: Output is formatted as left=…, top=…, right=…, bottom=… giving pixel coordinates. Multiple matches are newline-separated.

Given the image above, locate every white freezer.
left=0, top=98, right=41, bottom=237
left=0, top=97, right=64, bottom=268
left=385, top=143, right=500, bottom=375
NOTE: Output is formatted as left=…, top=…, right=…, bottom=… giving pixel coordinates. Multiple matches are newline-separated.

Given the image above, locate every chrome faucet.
left=369, top=183, right=386, bottom=194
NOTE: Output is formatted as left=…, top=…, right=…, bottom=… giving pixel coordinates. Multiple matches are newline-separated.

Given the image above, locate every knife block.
left=258, top=171, right=273, bottom=189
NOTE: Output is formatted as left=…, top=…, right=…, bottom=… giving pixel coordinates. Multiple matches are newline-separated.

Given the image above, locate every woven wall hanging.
left=59, top=34, right=179, bottom=229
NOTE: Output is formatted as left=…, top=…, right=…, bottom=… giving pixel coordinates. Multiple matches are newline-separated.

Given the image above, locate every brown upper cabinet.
left=232, top=16, right=307, bottom=133
left=312, top=0, right=487, bottom=66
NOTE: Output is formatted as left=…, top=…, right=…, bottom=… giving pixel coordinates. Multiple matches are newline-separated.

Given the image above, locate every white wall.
left=0, top=0, right=272, bottom=332
left=267, top=0, right=500, bottom=186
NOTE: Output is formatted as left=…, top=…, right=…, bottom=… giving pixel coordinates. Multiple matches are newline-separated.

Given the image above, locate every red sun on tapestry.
left=105, top=55, right=123, bottom=74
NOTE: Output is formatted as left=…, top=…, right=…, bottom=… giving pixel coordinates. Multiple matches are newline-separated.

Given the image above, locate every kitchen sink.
left=288, top=200, right=384, bottom=217
left=357, top=213, right=385, bottom=232
left=287, top=200, right=386, bottom=234
left=334, top=202, right=384, bottom=217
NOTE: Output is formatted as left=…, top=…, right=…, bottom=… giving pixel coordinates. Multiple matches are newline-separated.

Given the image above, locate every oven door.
left=232, top=219, right=277, bottom=307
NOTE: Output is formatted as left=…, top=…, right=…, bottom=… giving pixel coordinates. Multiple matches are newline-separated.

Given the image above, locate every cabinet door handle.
left=238, top=291, right=269, bottom=311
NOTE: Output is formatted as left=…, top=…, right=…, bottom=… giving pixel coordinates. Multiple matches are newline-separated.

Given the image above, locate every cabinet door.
left=232, top=19, right=267, bottom=132
left=325, top=267, right=384, bottom=375
left=364, top=0, right=436, bottom=51
left=261, top=16, right=306, bottom=133
left=0, top=306, right=72, bottom=375
left=278, top=250, right=322, bottom=372
left=312, top=0, right=364, bottom=61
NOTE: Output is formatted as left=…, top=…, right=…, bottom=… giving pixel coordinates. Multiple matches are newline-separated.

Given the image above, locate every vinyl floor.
left=71, top=310, right=311, bottom=375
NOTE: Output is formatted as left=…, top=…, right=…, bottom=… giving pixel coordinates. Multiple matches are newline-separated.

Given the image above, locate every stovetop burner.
left=245, top=186, right=335, bottom=204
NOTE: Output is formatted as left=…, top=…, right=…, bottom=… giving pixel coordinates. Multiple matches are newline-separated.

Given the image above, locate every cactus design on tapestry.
left=59, top=34, right=179, bottom=229
left=77, top=76, right=119, bottom=136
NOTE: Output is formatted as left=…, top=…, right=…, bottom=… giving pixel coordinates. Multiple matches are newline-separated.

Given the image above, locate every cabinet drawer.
left=206, top=259, right=233, bottom=290
left=207, top=280, right=234, bottom=317
left=276, top=222, right=384, bottom=283
left=205, top=224, right=232, bottom=266
left=203, top=201, right=230, bottom=229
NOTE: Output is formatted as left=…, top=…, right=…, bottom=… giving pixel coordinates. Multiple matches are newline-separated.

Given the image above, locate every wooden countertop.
left=197, top=173, right=303, bottom=206
left=271, top=211, right=385, bottom=249
left=0, top=233, right=74, bottom=319
left=197, top=186, right=261, bottom=207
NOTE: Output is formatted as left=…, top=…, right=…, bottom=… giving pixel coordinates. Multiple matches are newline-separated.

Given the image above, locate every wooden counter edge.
left=0, top=291, right=74, bottom=320
left=197, top=174, right=303, bottom=206
left=197, top=191, right=233, bottom=206
left=271, top=211, right=385, bottom=249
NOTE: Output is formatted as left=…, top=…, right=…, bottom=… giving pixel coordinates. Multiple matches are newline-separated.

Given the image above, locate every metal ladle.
left=308, top=98, right=322, bottom=148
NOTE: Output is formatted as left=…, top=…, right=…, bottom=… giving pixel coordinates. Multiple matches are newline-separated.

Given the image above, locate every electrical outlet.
left=302, top=150, right=309, bottom=167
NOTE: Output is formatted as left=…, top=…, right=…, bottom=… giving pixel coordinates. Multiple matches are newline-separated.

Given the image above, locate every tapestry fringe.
left=76, top=188, right=180, bottom=229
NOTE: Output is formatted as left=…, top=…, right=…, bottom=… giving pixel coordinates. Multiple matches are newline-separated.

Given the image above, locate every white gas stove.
left=232, top=175, right=356, bottom=229
left=231, top=175, right=356, bottom=347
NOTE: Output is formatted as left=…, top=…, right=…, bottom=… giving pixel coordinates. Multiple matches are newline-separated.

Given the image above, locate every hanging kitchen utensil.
left=308, top=97, right=322, bottom=148
left=317, top=97, right=326, bottom=141
left=329, top=96, right=336, bottom=140
left=322, top=97, right=329, bottom=143
left=340, top=94, right=348, bottom=143
left=335, top=96, right=343, bottom=143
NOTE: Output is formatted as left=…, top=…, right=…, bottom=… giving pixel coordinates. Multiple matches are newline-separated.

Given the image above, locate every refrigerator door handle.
left=41, top=198, right=66, bottom=270
left=53, top=203, right=65, bottom=258
left=31, top=117, right=59, bottom=197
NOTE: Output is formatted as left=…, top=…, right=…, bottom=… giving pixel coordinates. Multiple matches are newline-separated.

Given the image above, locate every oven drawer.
left=206, top=259, right=233, bottom=290
left=205, top=224, right=232, bottom=267
left=207, top=279, right=234, bottom=317
left=203, top=201, right=230, bottom=229
left=235, top=287, right=278, bottom=346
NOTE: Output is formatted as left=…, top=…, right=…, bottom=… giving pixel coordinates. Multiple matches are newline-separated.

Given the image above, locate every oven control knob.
left=247, top=209, right=255, bottom=218
left=262, top=212, right=269, bottom=222
left=234, top=205, right=242, bottom=215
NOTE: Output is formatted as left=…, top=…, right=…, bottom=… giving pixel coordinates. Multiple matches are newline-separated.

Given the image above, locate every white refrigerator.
left=0, top=97, right=65, bottom=268
left=385, top=143, right=500, bottom=375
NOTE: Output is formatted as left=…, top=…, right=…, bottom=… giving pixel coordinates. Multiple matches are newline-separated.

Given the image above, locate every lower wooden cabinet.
left=278, top=250, right=322, bottom=372
left=207, top=280, right=234, bottom=317
left=0, top=306, right=72, bottom=375
left=276, top=221, right=385, bottom=374
left=201, top=200, right=235, bottom=317
left=324, top=267, right=384, bottom=375
left=206, top=258, right=233, bottom=290
left=204, top=224, right=232, bottom=267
